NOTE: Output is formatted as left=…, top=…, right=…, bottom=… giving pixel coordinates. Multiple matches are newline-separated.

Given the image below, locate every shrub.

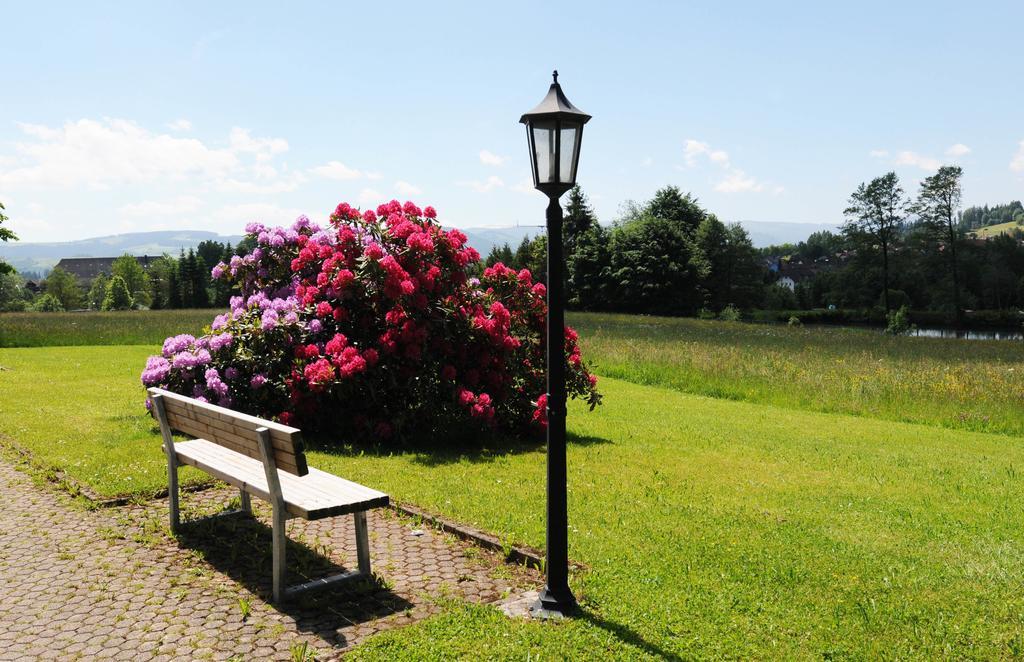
left=787, top=315, right=803, bottom=327
left=143, top=201, right=602, bottom=444
left=102, top=275, right=134, bottom=311
left=31, top=293, right=64, bottom=312
left=885, top=305, right=915, bottom=336
left=718, top=304, right=741, bottom=322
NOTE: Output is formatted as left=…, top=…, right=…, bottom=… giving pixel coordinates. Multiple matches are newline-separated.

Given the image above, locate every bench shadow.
left=174, top=510, right=412, bottom=649
left=577, top=608, right=683, bottom=661
left=305, top=429, right=612, bottom=468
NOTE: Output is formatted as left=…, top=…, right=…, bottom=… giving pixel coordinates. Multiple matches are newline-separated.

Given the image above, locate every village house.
left=53, top=255, right=155, bottom=288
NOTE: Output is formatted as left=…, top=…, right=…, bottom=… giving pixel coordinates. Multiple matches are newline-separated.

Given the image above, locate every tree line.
left=0, top=239, right=253, bottom=312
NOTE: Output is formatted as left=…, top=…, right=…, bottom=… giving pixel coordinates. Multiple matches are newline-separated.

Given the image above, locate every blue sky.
left=1, top=1, right=1022, bottom=242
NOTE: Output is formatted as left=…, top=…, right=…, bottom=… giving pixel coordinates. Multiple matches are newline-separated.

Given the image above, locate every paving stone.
left=0, top=459, right=539, bottom=658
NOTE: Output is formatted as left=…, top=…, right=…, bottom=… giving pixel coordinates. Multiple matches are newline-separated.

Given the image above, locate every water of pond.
left=912, top=327, right=1023, bottom=341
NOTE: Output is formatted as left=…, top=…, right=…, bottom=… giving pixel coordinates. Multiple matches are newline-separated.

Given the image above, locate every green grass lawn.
left=3, top=343, right=1024, bottom=657
left=569, top=311, right=1024, bottom=436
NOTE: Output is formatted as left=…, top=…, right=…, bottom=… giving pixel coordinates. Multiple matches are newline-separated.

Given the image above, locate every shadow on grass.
left=174, top=510, right=412, bottom=648
left=578, top=608, right=682, bottom=661
left=305, top=429, right=612, bottom=468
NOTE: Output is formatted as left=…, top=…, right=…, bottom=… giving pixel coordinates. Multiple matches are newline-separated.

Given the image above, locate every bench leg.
left=166, top=451, right=180, bottom=534
left=354, top=511, right=371, bottom=576
left=239, top=490, right=251, bottom=515
left=271, top=502, right=287, bottom=602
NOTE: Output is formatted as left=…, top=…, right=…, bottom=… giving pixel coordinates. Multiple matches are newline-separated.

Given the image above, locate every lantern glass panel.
left=531, top=119, right=558, bottom=184
left=558, top=121, right=581, bottom=184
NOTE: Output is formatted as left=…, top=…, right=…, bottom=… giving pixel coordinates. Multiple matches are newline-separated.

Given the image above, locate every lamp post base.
left=530, top=584, right=577, bottom=618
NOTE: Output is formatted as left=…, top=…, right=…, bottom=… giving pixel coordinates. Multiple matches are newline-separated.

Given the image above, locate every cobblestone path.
left=0, top=461, right=537, bottom=660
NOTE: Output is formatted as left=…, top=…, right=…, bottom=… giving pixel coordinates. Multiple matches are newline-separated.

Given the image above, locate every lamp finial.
left=552, top=70, right=558, bottom=84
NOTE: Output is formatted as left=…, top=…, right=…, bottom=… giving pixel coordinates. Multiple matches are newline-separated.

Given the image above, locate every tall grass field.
left=571, top=312, right=1024, bottom=436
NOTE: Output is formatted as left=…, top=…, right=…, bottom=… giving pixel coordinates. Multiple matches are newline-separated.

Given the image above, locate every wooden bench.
left=148, top=387, right=389, bottom=602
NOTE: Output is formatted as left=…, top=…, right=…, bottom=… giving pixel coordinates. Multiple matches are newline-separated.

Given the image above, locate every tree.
left=513, top=236, right=533, bottom=271
left=484, top=243, right=515, bottom=268
left=87, top=273, right=110, bottom=310
left=111, top=254, right=151, bottom=307
left=167, top=256, right=182, bottom=309
left=563, top=185, right=597, bottom=257
left=843, top=172, right=906, bottom=313
left=43, top=267, right=83, bottom=310
left=567, top=223, right=611, bottom=310
left=0, top=202, right=17, bottom=275
left=911, top=166, right=964, bottom=324
left=102, top=275, right=134, bottom=310
left=643, top=186, right=707, bottom=236
left=526, top=235, right=547, bottom=284
left=196, top=240, right=227, bottom=273
left=0, top=272, right=29, bottom=311
left=608, top=215, right=705, bottom=315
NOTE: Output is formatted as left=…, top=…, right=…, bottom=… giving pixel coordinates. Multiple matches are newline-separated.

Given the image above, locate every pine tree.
left=101, top=275, right=134, bottom=311
left=563, top=185, right=597, bottom=258
left=167, top=259, right=182, bottom=309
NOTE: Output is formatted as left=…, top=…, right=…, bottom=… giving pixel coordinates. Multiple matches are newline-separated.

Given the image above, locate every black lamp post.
left=520, top=70, right=591, bottom=617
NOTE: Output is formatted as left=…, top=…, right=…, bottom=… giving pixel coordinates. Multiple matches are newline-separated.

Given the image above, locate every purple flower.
left=225, top=367, right=240, bottom=380
left=211, top=264, right=225, bottom=280
left=307, top=319, right=323, bottom=334
left=141, top=356, right=171, bottom=386
left=250, top=374, right=267, bottom=389
left=269, top=234, right=285, bottom=248
left=162, top=334, right=196, bottom=358
left=261, top=309, right=279, bottom=331
left=211, top=313, right=231, bottom=331
left=244, top=221, right=265, bottom=234
left=209, top=333, right=233, bottom=351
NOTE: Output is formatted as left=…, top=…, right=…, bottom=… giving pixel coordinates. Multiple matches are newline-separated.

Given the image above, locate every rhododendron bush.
left=142, top=200, right=601, bottom=443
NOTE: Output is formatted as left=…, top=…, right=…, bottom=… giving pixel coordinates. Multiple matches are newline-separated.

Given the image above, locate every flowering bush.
left=142, top=200, right=601, bottom=443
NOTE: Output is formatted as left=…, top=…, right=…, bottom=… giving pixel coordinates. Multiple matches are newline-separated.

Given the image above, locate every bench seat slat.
left=175, top=439, right=389, bottom=520
left=166, top=417, right=304, bottom=474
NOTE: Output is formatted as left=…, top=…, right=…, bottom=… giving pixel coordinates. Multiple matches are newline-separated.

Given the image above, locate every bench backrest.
left=148, top=387, right=309, bottom=476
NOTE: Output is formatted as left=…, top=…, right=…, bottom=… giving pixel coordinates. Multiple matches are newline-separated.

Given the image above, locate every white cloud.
left=0, top=119, right=298, bottom=194
left=0, top=118, right=240, bottom=189
left=511, top=177, right=542, bottom=195
left=479, top=150, right=505, bottom=166
left=357, top=188, right=383, bottom=206
left=946, top=143, right=971, bottom=157
left=167, top=119, right=192, bottom=131
left=869, top=149, right=890, bottom=158
left=894, top=151, right=942, bottom=171
left=309, top=160, right=367, bottom=180
left=684, top=139, right=730, bottom=167
left=714, top=169, right=767, bottom=193
left=214, top=172, right=306, bottom=194
left=458, top=175, right=504, bottom=193
left=394, top=180, right=422, bottom=196
left=684, top=138, right=778, bottom=194
left=228, top=127, right=288, bottom=162
left=1011, top=140, right=1024, bottom=173
left=119, top=195, right=203, bottom=216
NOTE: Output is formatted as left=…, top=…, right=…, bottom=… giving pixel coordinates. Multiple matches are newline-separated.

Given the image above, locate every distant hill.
left=0, top=221, right=828, bottom=276
left=0, top=227, right=541, bottom=276
left=0, top=230, right=245, bottom=275
left=734, top=221, right=841, bottom=248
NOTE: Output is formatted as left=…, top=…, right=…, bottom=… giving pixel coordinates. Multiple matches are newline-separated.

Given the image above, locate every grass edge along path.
left=4, top=345, right=1024, bottom=656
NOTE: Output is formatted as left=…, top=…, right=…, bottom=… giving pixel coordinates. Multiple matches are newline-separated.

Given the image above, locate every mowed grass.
left=569, top=311, right=1024, bottom=436
left=0, top=309, right=215, bottom=347
left=4, top=345, right=1024, bottom=656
